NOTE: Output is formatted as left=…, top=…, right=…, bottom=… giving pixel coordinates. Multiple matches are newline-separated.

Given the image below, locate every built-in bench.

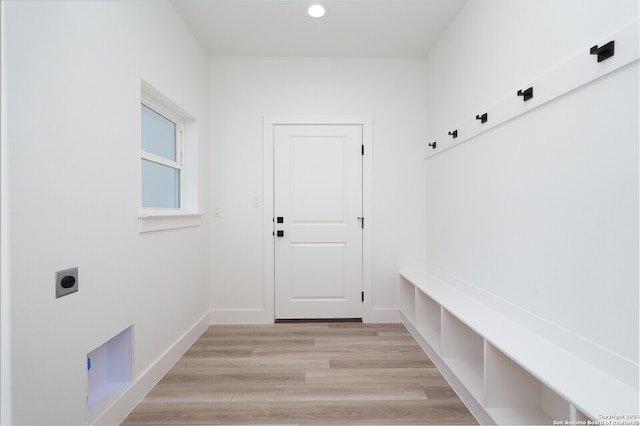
left=399, top=267, right=639, bottom=425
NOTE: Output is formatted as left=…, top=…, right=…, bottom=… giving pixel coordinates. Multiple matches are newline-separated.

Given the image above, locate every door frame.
left=263, top=116, right=373, bottom=323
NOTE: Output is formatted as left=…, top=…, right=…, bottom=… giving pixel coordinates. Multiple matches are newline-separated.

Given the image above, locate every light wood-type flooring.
left=122, top=322, right=478, bottom=425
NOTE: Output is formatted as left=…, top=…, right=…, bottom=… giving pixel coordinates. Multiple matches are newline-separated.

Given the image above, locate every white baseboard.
left=210, top=308, right=400, bottom=324
left=210, top=308, right=273, bottom=324
left=91, top=312, right=210, bottom=425
left=365, top=307, right=401, bottom=323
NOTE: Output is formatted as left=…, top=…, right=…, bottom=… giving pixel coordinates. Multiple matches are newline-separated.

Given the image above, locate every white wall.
left=208, top=57, right=426, bottom=321
left=2, top=1, right=209, bottom=424
left=424, top=0, right=638, bottom=366
left=4, top=0, right=635, bottom=422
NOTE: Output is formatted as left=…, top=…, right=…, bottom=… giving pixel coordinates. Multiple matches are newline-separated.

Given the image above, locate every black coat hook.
left=590, top=40, right=614, bottom=62
left=448, top=130, right=458, bottom=138
left=428, top=141, right=437, bottom=149
left=475, top=113, right=488, bottom=123
left=517, top=87, right=533, bottom=101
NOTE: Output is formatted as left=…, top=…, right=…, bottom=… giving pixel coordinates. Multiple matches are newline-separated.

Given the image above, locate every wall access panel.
left=87, top=326, right=133, bottom=423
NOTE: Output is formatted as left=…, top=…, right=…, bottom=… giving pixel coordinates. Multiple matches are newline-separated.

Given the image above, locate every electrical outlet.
left=56, top=267, right=78, bottom=298
left=212, top=204, right=221, bottom=217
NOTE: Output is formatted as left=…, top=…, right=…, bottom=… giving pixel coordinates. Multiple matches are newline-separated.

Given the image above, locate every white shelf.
left=441, top=310, right=484, bottom=402
left=415, top=290, right=441, bottom=353
left=485, top=408, right=553, bottom=426
left=571, top=405, right=590, bottom=422
left=398, top=274, right=415, bottom=324
left=398, top=267, right=639, bottom=425
left=485, top=342, right=568, bottom=424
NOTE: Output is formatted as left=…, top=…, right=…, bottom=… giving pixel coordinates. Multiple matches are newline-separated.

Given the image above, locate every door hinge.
left=361, top=291, right=364, bottom=302
left=361, top=144, right=364, bottom=155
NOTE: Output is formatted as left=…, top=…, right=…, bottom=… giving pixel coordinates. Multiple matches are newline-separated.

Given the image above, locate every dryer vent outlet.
left=56, top=267, right=78, bottom=298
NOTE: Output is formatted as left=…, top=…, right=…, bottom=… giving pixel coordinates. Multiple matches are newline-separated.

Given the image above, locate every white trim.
left=263, top=115, right=374, bottom=323
left=210, top=308, right=273, bottom=325
left=140, top=98, right=184, bottom=211
left=140, top=152, right=181, bottom=171
left=138, top=97, right=201, bottom=232
left=140, top=94, right=184, bottom=168
left=0, top=2, right=11, bottom=420
left=361, top=118, right=373, bottom=323
left=90, top=312, right=209, bottom=425
left=137, top=212, right=204, bottom=219
left=367, top=308, right=402, bottom=324
left=137, top=213, right=204, bottom=233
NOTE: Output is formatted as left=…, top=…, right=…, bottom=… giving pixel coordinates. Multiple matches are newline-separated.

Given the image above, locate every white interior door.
left=274, top=124, right=363, bottom=319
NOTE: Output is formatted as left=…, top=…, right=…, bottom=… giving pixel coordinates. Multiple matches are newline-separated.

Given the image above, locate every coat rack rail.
left=425, top=19, right=638, bottom=160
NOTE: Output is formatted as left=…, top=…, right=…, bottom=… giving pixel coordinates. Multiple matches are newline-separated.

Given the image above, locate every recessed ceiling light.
left=308, top=4, right=325, bottom=18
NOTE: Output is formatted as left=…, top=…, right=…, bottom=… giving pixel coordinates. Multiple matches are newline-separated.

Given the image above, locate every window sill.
left=138, top=212, right=204, bottom=233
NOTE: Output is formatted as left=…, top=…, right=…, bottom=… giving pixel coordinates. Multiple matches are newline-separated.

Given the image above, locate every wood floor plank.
left=327, top=322, right=404, bottom=330
left=137, top=385, right=234, bottom=404
left=304, top=367, right=442, bottom=384
left=376, top=329, right=412, bottom=336
left=268, top=400, right=477, bottom=425
left=180, top=346, right=256, bottom=358
left=158, top=370, right=306, bottom=385
left=421, top=378, right=465, bottom=400
left=313, top=335, right=419, bottom=346
left=123, top=323, right=478, bottom=425
left=230, top=383, right=428, bottom=403
left=188, top=337, right=315, bottom=347
left=329, top=355, right=435, bottom=369
left=252, top=344, right=421, bottom=358
left=200, top=324, right=329, bottom=339
left=122, top=402, right=272, bottom=425
left=201, top=329, right=380, bottom=339
left=169, top=357, right=330, bottom=371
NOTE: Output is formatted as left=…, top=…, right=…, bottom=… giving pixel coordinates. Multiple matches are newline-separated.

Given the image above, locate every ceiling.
left=170, top=0, right=467, bottom=57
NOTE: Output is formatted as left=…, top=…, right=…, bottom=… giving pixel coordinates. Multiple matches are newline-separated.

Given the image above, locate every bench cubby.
left=441, top=309, right=484, bottom=402
left=415, top=291, right=441, bottom=353
left=399, top=267, right=638, bottom=425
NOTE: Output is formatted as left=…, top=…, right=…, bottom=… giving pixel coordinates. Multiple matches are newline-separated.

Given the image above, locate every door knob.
left=277, top=230, right=284, bottom=237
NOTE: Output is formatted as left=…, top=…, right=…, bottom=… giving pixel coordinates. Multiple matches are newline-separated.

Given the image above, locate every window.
left=138, top=83, right=201, bottom=232
left=140, top=95, right=184, bottom=210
